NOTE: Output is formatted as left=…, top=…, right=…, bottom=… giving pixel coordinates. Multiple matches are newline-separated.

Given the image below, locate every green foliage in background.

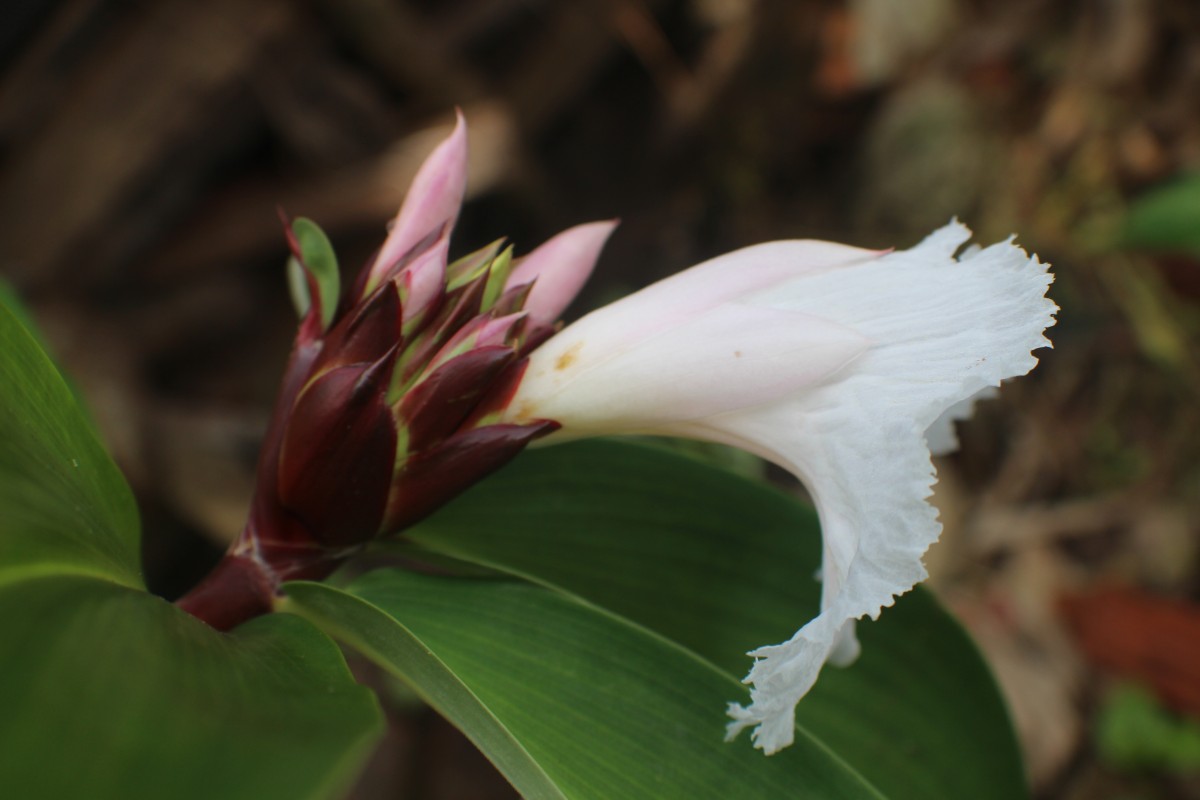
left=1097, top=684, right=1200, bottom=774
left=1120, top=174, right=1200, bottom=256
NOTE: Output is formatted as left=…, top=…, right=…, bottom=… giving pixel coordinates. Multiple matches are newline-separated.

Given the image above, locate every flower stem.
left=175, top=553, right=278, bottom=632
left=177, top=543, right=355, bottom=630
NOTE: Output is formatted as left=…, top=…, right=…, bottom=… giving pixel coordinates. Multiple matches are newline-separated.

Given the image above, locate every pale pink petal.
left=509, top=239, right=881, bottom=394
left=506, top=221, right=618, bottom=327
left=621, top=239, right=880, bottom=323
left=476, top=313, right=527, bottom=348
left=369, top=111, right=468, bottom=290
left=399, top=233, right=451, bottom=330
left=509, top=302, right=867, bottom=433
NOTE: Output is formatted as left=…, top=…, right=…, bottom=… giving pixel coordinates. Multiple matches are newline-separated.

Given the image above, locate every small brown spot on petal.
left=734, top=350, right=743, bottom=358
left=555, top=342, right=582, bottom=371
left=512, top=400, right=535, bottom=422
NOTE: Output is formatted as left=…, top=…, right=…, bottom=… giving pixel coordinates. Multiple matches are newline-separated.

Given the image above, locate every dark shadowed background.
left=2, top=1, right=1199, bottom=797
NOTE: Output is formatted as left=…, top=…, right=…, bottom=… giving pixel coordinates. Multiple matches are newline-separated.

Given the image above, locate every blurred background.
left=2, top=0, right=1199, bottom=797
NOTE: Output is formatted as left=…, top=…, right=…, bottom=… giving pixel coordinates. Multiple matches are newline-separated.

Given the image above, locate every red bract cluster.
left=176, top=116, right=606, bottom=630
left=274, top=228, right=558, bottom=554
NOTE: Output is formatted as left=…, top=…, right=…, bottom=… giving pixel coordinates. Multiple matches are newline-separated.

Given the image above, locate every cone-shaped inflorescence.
left=177, top=190, right=562, bottom=631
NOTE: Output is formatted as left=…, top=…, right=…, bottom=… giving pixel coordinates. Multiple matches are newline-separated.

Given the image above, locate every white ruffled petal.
left=708, top=221, right=1055, bottom=753
left=924, top=385, right=1000, bottom=455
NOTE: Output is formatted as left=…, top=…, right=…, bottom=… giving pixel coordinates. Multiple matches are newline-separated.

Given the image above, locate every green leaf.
left=400, top=440, right=1028, bottom=800
left=0, top=281, right=100, bottom=435
left=1120, top=174, right=1200, bottom=256
left=0, top=301, right=141, bottom=587
left=481, top=245, right=514, bottom=310
left=292, top=217, right=340, bottom=331
left=447, top=238, right=505, bottom=290
left=0, top=576, right=381, bottom=800
left=0, top=303, right=383, bottom=799
left=0, top=279, right=46, bottom=353
left=287, top=573, right=885, bottom=799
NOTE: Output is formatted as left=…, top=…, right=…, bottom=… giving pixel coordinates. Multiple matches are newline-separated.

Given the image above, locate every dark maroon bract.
left=175, top=115, right=610, bottom=630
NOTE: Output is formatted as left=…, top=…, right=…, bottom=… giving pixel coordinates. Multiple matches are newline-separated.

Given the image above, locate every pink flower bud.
left=507, top=220, right=618, bottom=327
left=367, top=112, right=468, bottom=295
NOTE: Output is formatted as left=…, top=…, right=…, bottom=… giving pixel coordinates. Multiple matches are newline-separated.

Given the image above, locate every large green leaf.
left=0, top=301, right=141, bottom=587
left=397, top=440, right=1028, bottom=800
left=0, top=302, right=383, bottom=799
left=0, top=576, right=381, bottom=799
left=287, top=573, right=885, bottom=799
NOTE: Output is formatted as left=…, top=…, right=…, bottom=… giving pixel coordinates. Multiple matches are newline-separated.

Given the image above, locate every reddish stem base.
left=176, top=542, right=351, bottom=631
left=176, top=554, right=278, bottom=632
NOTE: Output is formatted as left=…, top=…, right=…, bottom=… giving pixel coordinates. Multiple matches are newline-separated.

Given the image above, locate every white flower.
left=502, top=221, right=1057, bottom=754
